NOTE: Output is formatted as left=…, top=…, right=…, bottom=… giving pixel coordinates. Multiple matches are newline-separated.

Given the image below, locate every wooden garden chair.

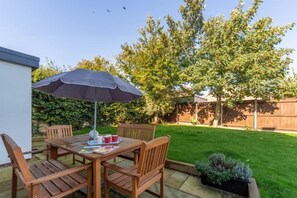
left=103, top=136, right=170, bottom=198
left=1, top=133, right=92, bottom=198
left=116, top=124, right=156, bottom=163
left=46, top=125, right=85, bottom=164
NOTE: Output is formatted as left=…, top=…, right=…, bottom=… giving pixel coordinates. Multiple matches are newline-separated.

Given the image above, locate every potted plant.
left=195, top=153, right=252, bottom=196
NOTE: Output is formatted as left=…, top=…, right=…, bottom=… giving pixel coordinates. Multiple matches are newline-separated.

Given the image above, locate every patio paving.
left=0, top=137, right=244, bottom=198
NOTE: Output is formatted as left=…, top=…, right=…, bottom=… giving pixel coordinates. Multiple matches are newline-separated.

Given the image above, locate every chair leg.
left=46, top=144, right=49, bottom=161
left=72, top=154, right=75, bottom=164
left=134, top=152, right=139, bottom=165
left=160, top=169, right=164, bottom=198
left=11, top=168, right=17, bottom=198
left=104, top=168, right=109, bottom=198
left=87, top=167, right=92, bottom=198
left=132, top=178, right=138, bottom=198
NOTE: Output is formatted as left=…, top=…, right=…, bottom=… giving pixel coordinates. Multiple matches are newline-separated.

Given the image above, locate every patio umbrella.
left=32, top=69, right=143, bottom=137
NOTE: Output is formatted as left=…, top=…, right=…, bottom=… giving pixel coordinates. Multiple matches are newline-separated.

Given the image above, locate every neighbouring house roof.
left=0, top=47, right=39, bottom=69
left=194, top=95, right=208, bottom=102
left=204, top=94, right=261, bottom=102
left=176, top=95, right=207, bottom=104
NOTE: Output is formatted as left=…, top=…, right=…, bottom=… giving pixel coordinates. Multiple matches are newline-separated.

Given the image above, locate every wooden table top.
left=46, top=134, right=144, bottom=161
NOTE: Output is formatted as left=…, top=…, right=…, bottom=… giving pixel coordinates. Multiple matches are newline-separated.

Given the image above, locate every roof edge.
left=0, top=47, right=40, bottom=68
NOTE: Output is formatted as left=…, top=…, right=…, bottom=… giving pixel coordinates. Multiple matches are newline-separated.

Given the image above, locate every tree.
left=184, top=0, right=294, bottom=127
left=32, top=59, right=62, bottom=82
left=279, top=70, right=297, bottom=98
left=76, top=56, right=117, bottom=75
left=118, top=0, right=204, bottom=120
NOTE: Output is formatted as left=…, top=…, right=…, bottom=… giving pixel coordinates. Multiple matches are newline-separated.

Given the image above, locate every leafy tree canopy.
left=76, top=56, right=117, bottom=75
left=183, top=0, right=294, bottom=126
left=118, top=0, right=204, bottom=118
left=279, top=70, right=297, bottom=98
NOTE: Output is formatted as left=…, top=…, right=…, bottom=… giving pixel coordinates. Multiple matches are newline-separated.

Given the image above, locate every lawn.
left=74, top=125, right=297, bottom=197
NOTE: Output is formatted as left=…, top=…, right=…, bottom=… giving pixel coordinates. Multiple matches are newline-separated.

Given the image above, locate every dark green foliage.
left=32, top=121, right=43, bottom=136
left=32, top=90, right=93, bottom=129
left=195, top=153, right=252, bottom=185
left=102, top=99, right=152, bottom=125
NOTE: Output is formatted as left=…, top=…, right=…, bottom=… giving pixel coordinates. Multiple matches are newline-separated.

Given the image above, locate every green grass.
left=74, top=125, right=297, bottom=197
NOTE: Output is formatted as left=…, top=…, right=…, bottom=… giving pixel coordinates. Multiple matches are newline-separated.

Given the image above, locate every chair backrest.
left=117, top=124, right=156, bottom=141
left=46, top=125, right=73, bottom=139
left=137, top=136, right=170, bottom=183
left=1, top=133, right=33, bottom=183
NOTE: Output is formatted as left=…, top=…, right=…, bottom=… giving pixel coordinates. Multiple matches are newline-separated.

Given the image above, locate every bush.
left=195, top=153, right=252, bottom=185
left=190, top=117, right=197, bottom=125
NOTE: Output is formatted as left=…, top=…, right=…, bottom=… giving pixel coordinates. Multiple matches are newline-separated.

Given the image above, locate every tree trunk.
left=213, top=96, right=222, bottom=127
left=220, top=102, right=223, bottom=126
left=195, top=103, right=198, bottom=122
left=176, top=104, right=179, bottom=123
left=154, top=114, right=162, bottom=124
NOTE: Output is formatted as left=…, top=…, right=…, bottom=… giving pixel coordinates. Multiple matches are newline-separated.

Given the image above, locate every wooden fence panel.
left=168, top=98, right=297, bottom=131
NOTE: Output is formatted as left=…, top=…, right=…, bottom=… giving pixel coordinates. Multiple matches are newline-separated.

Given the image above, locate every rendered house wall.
left=0, top=60, right=33, bottom=164
left=0, top=47, right=39, bottom=165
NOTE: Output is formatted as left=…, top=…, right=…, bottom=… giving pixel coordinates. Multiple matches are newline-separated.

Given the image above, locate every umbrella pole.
left=94, top=101, right=97, bottom=134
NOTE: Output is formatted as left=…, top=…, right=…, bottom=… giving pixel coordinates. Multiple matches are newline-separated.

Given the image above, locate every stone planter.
left=201, top=174, right=249, bottom=196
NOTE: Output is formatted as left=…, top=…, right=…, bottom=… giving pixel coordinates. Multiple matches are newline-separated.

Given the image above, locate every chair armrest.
left=26, top=163, right=92, bottom=186
left=23, top=148, right=49, bottom=155
left=102, top=162, right=140, bottom=177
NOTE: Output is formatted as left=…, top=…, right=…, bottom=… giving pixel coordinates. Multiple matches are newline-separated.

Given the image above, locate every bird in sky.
left=123, top=6, right=127, bottom=10
left=107, top=9, right=111, bottom=13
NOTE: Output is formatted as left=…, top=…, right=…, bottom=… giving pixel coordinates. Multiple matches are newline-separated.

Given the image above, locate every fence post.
left=176, top=104, right=179, bottom=123
left=195, top=102, right=198, bottom=121
left=254, top=99, right=257, bottom=129
left=220, top=102, right=223, bottom=126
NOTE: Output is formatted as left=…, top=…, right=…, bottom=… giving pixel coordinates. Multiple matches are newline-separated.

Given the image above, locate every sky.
left=0, top=0, right=296, bottom=71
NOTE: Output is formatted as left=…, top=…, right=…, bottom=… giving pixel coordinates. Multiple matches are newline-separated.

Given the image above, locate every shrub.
left=195, top=153, right=252, bottom=185
left=190, top=117, right=197, bottom=125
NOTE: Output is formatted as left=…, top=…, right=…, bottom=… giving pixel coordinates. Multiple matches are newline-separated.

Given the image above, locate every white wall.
left=0, top=60, right=32, bottom=164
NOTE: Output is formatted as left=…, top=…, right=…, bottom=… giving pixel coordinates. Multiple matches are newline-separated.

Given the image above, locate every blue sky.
left=0, top=0, right=296, bottom=71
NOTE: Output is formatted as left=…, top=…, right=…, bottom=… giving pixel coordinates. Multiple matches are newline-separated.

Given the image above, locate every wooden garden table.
left=46, top=134, right=143, bottom=198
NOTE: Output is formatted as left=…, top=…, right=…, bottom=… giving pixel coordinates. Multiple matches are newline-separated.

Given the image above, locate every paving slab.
left=165, top=171, right=189, bottom=189
left=0, top=189, right=28, bottom=198
left=115, top=158, right=134, bottom=167
left=164, top=168, right=175, bottom=181
left=0, top=166, right=12, bottom=183
left=139, top=183, right=199, bottom=198
left=34, top=153, right=46, bottom=160
left=180, top=175, right=222, bottom=198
